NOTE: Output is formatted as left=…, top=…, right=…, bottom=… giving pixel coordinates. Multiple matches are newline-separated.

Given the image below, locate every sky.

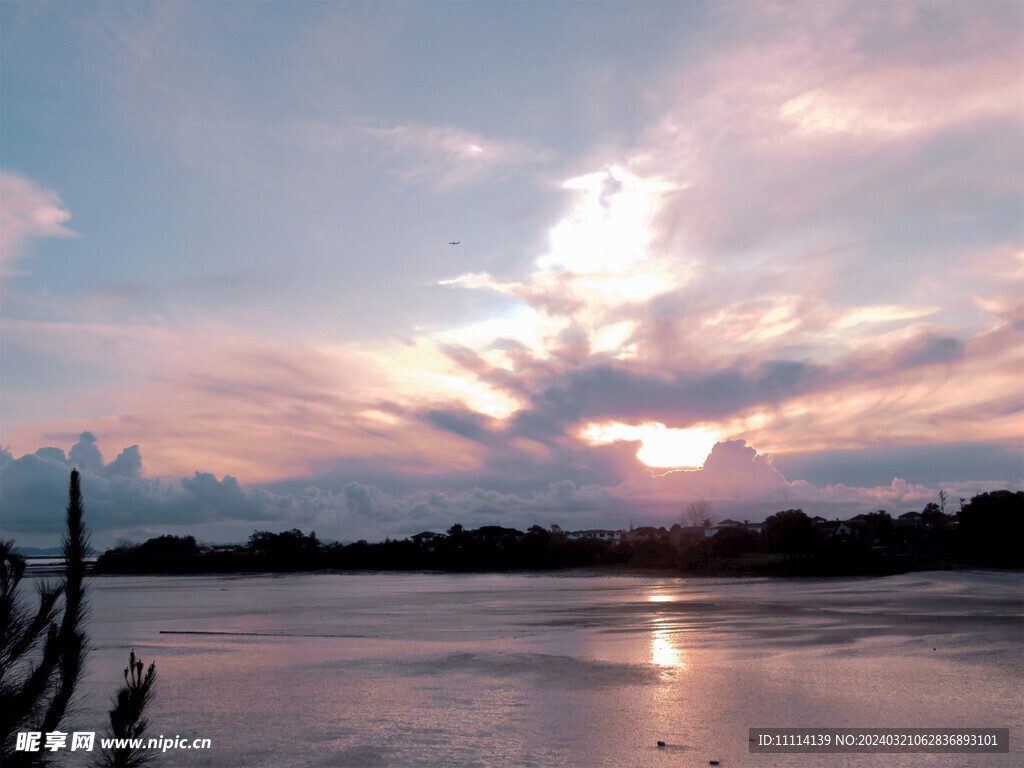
left=1, top=1, right=1021, bottom=548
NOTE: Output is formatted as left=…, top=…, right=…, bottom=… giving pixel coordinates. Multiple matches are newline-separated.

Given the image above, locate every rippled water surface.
left=67, top=570, right=1023, bottom=767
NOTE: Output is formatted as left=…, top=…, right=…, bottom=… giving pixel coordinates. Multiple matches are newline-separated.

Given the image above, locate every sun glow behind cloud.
left=437, top=165, right=683, bottom=371
left=539, top=166, right=676, bottom=275
left=583, top=422, right=720, bottom=468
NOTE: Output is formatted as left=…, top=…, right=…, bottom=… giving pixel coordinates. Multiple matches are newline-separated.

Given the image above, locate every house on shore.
left=567, top=529, right=623, bottom=544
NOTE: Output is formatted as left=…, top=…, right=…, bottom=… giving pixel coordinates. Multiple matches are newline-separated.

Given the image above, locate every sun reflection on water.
left=650, top=616, right=686, bottom=669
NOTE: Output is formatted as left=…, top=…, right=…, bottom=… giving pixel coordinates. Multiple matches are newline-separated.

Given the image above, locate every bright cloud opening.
left=539, top=166, right=676, bottom=275
left=436, top=164, right=685, bottom=369
left=582, top=422, right=720, bottom=468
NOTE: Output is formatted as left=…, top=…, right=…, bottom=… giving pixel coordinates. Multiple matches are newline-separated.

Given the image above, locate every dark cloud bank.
left=3, top=431, right=1018, bottom=549
left=1, top=432, right=622, bottom=547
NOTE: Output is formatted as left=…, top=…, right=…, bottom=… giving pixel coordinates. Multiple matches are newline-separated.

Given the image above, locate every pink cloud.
left=2, top=317, right=499, bottom=483
left=0, top=170, right=76, bottom=274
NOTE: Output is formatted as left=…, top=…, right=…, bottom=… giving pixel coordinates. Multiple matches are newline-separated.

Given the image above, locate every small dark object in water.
left=656, top=741, right=665, bottom=747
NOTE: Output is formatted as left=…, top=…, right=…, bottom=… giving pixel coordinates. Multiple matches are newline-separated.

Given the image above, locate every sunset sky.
left=2, top=1, right=1021, bottom=547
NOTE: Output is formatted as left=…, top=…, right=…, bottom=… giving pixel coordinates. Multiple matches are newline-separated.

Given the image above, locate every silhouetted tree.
left=763, top=509, right=822, bottom=557
left=519, top=525, right=552, bottom=568
left=93, top=650, right=157, bottom=768
left=921, top=502, right=942, bottom=524
left=959, top=490, right=1024, bottom=566
left=1, top=471, right=159, bottom=767
left=683, top=499, right=713, bottom=528
left=247, top=529, right=320, bottom=569
left=847, top=511, right=896, bottom=547
left=1, top=470, right=88, bottom=766
left=94, top=535, right=203, bottom=574
left=136, top=535, right=198, bottom=558
left=710, top=526, right=761, bottom=558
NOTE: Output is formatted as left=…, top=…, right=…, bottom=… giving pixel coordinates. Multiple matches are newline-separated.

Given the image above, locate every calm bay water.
left=64, top=570, right=1022, bottom=767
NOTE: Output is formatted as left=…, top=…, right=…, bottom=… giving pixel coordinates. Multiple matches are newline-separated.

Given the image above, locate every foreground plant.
left=0, top=470, right=158, bottom=767
left=92, top=650, right=157, bottom=768
left=1, top=470, right=88, bottom=766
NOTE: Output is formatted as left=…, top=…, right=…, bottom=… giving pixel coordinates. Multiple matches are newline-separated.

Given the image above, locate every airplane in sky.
left=449, top=241, right=460, bottom=245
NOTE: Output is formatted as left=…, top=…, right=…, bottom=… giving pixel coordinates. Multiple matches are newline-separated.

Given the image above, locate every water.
left=59, top=570, right=1024, bottom=766
left=21, top=556, right=97, bottom=577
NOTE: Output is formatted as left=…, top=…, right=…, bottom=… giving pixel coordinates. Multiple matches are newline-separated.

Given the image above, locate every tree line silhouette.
left=94, top=490, right=1022, bottom=576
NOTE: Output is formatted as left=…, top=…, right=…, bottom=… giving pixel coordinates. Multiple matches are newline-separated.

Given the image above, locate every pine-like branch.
left=0, top=470, right=91, bottom=767
left=92, top=650, right=158, bottom=768
left=41, top=470, right=90, bottom=735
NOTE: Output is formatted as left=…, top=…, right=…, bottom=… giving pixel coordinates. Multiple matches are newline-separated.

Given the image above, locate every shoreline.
left=83, top=561, right=1023, bottom=579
